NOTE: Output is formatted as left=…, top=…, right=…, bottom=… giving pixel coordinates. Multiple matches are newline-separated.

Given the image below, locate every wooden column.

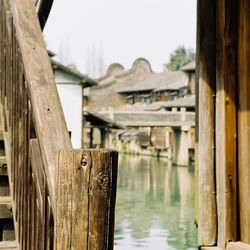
left=54, top=149, right=118, bottom=250
left=197, top=0, right=217, bottom=246
left=215, top=0, right=238, bottom=247
left=238, top=0, right=250, bottom=243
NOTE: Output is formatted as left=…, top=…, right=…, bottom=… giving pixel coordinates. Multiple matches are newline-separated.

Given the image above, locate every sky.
left=44, top=0, right=197, bottom=77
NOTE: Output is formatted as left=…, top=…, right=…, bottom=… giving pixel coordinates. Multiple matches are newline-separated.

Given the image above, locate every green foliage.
left=165, top=46, right=195, bottom=71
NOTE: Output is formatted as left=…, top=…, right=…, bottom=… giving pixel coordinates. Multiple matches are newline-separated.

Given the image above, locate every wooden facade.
left=197, top=0, right=250, bottom=249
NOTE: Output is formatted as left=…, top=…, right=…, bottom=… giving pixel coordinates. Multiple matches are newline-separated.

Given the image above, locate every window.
left=138, top=94, right=151, bottom=104
left=186, top=107, right=195, bottom=112
left=126, top=95, right=134, bottom=104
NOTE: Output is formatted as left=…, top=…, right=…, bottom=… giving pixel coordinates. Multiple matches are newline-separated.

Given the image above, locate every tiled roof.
left=118, top=71, right=188, bottom=93
left=50, top=58, right=97, bottom=87
left=180, top=61, right=195, bottom=71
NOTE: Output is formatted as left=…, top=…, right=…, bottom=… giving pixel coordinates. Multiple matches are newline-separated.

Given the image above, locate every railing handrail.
left=1, top=1, right=118, bottom=249
left=10, top=0, right=72, bottom=212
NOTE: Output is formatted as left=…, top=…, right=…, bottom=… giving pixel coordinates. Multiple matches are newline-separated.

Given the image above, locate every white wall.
left=56, top=84, right=82, bottom=148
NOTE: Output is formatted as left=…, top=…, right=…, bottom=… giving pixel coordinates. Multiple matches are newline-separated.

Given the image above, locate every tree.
left=86, top=41, right=106, bottom=78
left=164, top=46, right=195, bottom=71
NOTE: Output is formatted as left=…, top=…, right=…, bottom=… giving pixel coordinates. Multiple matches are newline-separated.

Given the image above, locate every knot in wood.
left=98, top=172, right=109, bottom=196
left=80, top=158, right=88, bottom=168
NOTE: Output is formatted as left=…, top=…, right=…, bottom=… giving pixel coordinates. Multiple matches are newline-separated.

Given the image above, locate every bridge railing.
left=0, top=0, right=118, bottom=249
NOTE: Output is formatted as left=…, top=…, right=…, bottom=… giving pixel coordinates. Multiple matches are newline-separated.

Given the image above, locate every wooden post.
left=54, top=149, right=118, bottom=250
left=227, top=242, right=250, bottom=250
left=238, top=0, right=250, bottom=244
left=197, top=0, right=217, bottom=246
left=215, top=0, right=238, bottom=247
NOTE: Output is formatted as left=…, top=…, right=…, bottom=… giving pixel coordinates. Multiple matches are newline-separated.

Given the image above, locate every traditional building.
left=48, top=54, right=96, bottom=148
left=85, top=59, right=196, bottom=163
left=85, top=58, right=195, bottom=112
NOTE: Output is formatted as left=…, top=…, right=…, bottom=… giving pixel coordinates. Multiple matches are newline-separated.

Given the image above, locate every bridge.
left=100, top=108, right=195, bottom=165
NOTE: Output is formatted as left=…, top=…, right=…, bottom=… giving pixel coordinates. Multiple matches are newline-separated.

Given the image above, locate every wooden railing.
left=0, top=0, right=118, bottom=249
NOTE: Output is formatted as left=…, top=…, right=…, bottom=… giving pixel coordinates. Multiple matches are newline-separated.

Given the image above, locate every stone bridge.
left=100, top=110, right=196, bottom=165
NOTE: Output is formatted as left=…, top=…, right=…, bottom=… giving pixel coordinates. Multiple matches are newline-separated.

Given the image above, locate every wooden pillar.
left=238, top=0, right=250, bottom=243
left=54, top=149, right=118, bottom=250
left=215, top=0, right=238, bottom=247
left=197, top=0, right=217, bottom=246
left=100, top=128, right=109, bottom=148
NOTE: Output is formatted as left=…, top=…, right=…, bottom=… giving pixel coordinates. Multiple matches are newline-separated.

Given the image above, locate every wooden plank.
left=201, top=247, right=223, bottom=250
left=197, top=0, right=217, bottom=246
left=29, top=139, right=45, bottom=216
left=0, top=197, right=12, bottom=220
left=87, top=149, right=118, bottom=250
left=237, top=0, right=250, bottom=244
left=0, top=205, right=12, bottom=219
left=0, top=241, right=17, bottom=249
left=29, top=139, right=45, bottom=250
left=0, top=156, right=7, bottom=176
left=46, top=196, right=53, bottom=250
left=2, top=220, right=15, bottom=241
left=55, top=149, right=118, bottom=250
left=10, top=0, right=72, bottom=211
left=227, top=242, right=250, bottom=250
left=54, top=150, right=73, bottom=249
left=215, top=0, right=238, bottom=248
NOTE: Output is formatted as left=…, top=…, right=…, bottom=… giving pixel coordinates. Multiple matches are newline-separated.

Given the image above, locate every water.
left=114, top=154, right=198, bottom=250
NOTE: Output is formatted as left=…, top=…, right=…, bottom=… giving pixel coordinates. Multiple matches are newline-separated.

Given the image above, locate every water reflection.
left=114, top=154, right=197, bottom=250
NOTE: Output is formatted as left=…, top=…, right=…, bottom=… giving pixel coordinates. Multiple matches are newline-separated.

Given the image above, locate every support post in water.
left=54, top=149, right=118, bottom=250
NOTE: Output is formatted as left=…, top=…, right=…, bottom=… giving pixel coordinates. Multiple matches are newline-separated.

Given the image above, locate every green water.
left=114, top=154, right=198, bottom=250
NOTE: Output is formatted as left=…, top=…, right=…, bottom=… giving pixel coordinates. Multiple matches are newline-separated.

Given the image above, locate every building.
left=83, top=110, right=124, bottom=149
left=48, top=51, right=97, bottom=148
left=85, top=58, right=196, bottom=164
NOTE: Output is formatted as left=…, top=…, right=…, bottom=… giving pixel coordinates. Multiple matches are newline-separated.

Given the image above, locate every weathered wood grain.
left=10, top=0, right=72, bottom=208
left=227, top=242, right=250, bottom=250
left=215, top=0, right=238, bottom=248
left=237, top=0, right=250, bottom=244
left=0, top=241, right=17, bottom=249
left=201, top=247, right=223, bottom=250
left=55, top=149, right=118, bottom=250
left=197, top=0, right=217, bottom=246
left=0, top=196, right=13, bottom=219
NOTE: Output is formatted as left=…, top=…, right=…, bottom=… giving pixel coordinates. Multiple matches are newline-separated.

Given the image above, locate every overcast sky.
left=44, top=0, right=197, bottom=77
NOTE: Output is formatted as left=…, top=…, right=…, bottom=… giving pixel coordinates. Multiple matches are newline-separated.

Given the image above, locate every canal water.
left=114, top=154, right=198, bottom=250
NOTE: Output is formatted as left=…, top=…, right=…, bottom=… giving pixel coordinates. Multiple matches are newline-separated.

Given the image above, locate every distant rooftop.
left=180, top=61, right=195, bottom=71
left=118, top=71, right=188, bottom=93
left=47, top=50, right=97, bottom=88
left=96, top=58, right=152, bottom=88
left=50, top=58, right=97, bottom=88
left=115, top=95, right=195, bottom=113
